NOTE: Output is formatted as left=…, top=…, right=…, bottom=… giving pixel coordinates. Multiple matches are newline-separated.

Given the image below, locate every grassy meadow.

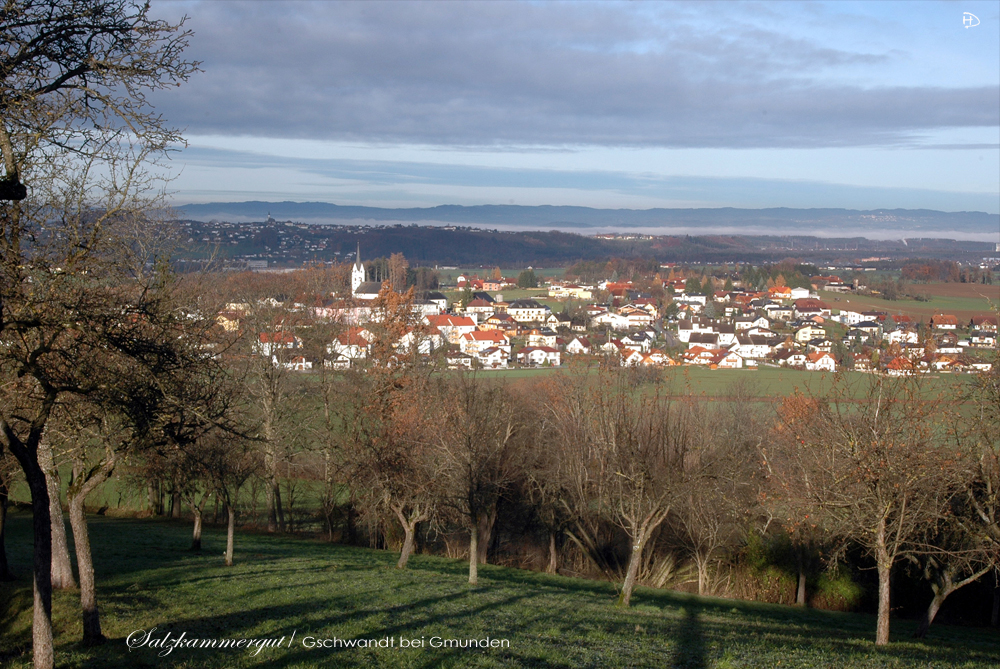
left=2, top=514, right=999, bottom=668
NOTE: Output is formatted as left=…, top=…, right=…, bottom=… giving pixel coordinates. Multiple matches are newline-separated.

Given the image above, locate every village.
left=233, top=249, right=998, bottom=376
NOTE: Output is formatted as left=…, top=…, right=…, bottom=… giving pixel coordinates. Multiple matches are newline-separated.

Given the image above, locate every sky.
left=149, top=0, right=1000, bottom=215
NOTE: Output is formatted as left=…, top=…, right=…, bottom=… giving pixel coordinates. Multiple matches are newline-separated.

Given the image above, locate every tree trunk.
left=263, top=425, right=285, bottom=532
left=393, top=506, right=427, bottom=570
left=191, top=509, right=203, bottom=551
left=618, top=534, right=647, bottom=607
left=15, top=453, right=55, bottom=669
left=275, top=482, right=285, bottom=532
left=39, top=444, right=74, bottom=590
left=147, top=480, right=157, bottom=515
left=68, top=497, right=104, bottom=644
left=398, top=525, right=416, bottom=569
left=468, top=525, right=478, bottom=585
left=875, top=521, right=892, bottom=646
left=170, top=491, right=181, bottom=518
left=696, top=554, right=710, bottom=596
left=476, top=508, right=496, bottom=565
left=189, top=489, right=210, bottom=551
left=915, top=564, right=992, bottom=638
left=225, top=504, right=235, bottom=567
left=546, top=531, right=558, bottom=574
left=796, top=546, right=807, bottom=606
left=66, top=454, right=114, bottom=646
left=266, top=480, right=276, bottom=532
left=0, top=475, right=13, bottom=580
left=914, top=589, right=947, bottom=639
left=397, top=521, right=416, bottom=569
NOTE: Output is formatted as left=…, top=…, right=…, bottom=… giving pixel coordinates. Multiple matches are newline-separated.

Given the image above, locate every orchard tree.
left=769, top=376, right=961, bottom=645
left=337, top=285, right=438, bottom=569
left=432, top=373, right=529, bottom=585
left=549, top=369, right=690, bottom=607
left=0, top=2, right=197, bottom=667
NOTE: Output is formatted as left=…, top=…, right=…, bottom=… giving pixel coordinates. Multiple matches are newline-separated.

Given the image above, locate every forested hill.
left=175, top=201, right=999, bottom=240
left=174, top=218, right=992, bottom=267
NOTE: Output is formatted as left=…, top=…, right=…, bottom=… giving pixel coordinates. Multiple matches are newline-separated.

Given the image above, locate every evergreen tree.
left=517, top=269, right=538, bottom=288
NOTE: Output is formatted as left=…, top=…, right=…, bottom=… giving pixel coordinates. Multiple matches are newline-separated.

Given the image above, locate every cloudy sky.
left=150, top=1, right=1000, bottom=214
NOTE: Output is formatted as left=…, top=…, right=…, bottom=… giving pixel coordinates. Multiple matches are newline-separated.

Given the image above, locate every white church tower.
left=351, top=243, right=366, bottom=296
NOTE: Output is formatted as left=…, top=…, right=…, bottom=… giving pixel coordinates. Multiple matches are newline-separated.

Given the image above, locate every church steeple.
left=351, top=243, right=366, bottom=295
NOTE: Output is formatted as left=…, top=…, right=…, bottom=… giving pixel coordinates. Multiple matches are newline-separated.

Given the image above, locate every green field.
left=2, top=515, right=998, bottom=668
left=474, top=366, right=970, bottom=402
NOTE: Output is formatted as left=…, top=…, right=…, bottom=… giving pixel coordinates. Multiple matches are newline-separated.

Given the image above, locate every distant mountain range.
left=174, top=201, right=1000, bottom=242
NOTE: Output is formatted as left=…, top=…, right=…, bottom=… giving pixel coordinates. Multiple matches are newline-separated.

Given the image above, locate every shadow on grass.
left=672, top=602, right=706, bottom=669
left=6, top=514, right=1000, bottom=668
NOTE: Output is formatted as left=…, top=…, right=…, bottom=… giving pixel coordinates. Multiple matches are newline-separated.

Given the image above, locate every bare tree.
left=768, top=376, right=959, bottom=645
left=673, top=383, right=764, bottom=597
left=432, top=373, right=527, bottom=585
left=906, top=350, right=1000, bottom=635
left=549, top=369, right=688, bottom=607
left=330, top=283, right=438, bottom=566
left=0, top=3, right=196, bottom=666
left=189, top=432, right=261, bottom=566
left=388, top=253, right=409, bottom=292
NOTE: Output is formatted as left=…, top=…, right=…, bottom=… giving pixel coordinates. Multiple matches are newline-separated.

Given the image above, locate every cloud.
left=150, top=1, right=999, bottom=149
left=168, top=146, right=1000, bottom=214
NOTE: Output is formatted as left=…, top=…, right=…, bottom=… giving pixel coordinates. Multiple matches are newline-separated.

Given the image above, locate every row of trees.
left=305, top=323, right=1000, bottom=646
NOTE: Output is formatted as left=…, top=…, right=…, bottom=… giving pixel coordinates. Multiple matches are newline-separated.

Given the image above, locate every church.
left=351, top=244, right=385, bottom=300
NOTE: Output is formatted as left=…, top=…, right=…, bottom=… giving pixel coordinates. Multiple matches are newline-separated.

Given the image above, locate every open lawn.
left=3, top=515, right=999, bottom=668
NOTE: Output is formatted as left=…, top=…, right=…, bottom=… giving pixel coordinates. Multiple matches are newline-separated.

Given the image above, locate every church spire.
left=351, top=243, right=366, bottom=295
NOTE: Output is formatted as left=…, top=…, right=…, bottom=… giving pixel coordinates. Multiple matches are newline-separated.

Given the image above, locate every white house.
left=518, top=346, right=561, bottom=367
left=526, top=329, right=558, bottom=348
left=460, top=330, right=511, bottom=355
left=508, top=299, right=551, bottom=323
left=884, top=329, right=919, bottom=345
left=425, top=314, right=477, bottom=344
left=476, top=346, right=508, bottom=369
left=326, top=328, right=371, bottom=362
left=729, top=334, right=775, bottom=360
left=565, top=337, right=592, bottom=355
left=805, top=352, right=836, bottom=372
left=795, top=325, right=826, bottom=343
left=281, top=355, right=313, bottom=372
left=621, top=332, right=653, bottom=353
left=591, top=310, right=631, bottom=331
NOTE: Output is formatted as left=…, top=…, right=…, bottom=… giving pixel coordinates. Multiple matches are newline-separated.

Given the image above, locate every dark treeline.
left=177, top=218, right=995, bottom=267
